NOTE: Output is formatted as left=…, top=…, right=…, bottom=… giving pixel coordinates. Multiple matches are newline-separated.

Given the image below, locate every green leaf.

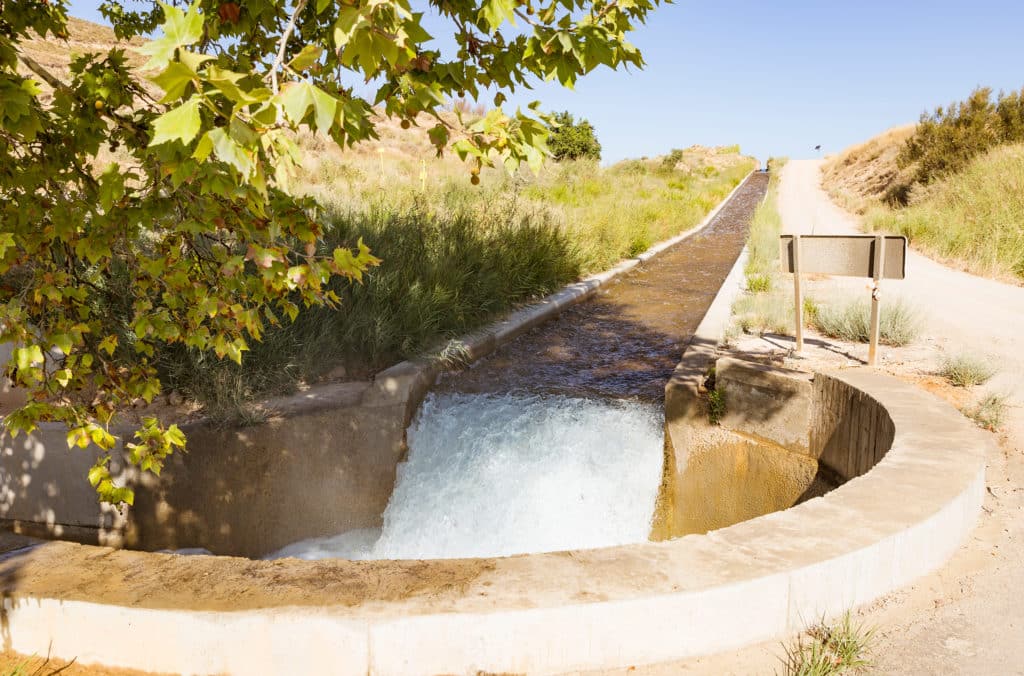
left=205, top=65, right=266, bottom=104
left=208, top=127, right=254, bottom=176
left=0, top=232, right=15, bottom=261
left=149, top=61, right=197, bottom=103
left=50, top=333, right=73, bottom=355
left=288, top=45, right=323, bottom=72
left=99, top=335, right=118, bottom=355
left=150, top=97, right=202, bottom=147
left=479, top=0, right=516, bottom=30
left=137, top=1, right=205, bottom=70
left=280, top=81, right=337, bottom=133
left=13, top=345, right=44, bottom=371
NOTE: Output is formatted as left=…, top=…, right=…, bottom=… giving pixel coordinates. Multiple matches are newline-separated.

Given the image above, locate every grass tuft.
left=966, top=393, right=1008, bottom=431
left=810, top=295, right=921, bottom=347
left=732, top=292, right=794, bottom=336
left=780, top=612, right=875, bottom=676
left=938, top=353, right=997, bottom=387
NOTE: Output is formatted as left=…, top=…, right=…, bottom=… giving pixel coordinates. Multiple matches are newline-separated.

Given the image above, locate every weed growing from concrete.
left=966, top=393, right=1008, bottom=431
left=707, top=389, right=726, bottom=425
left=939, top=353, right=997, bottom=387
left=780, top=612, right=875, bottom=676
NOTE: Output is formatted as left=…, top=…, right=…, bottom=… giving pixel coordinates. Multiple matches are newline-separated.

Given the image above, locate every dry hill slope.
left=821, top=124, right=915, bottom=212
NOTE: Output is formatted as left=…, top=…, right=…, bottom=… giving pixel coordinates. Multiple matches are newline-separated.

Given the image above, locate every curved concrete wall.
left=0, top=368, right=989, bottom=675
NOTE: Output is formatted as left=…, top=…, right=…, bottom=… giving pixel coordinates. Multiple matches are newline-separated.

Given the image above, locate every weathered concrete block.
left=361, top=358, right=439, bottom=417
left=715, top=356, right=813, bottom=455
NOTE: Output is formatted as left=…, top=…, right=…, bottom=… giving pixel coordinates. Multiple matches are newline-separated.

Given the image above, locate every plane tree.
left=0, top=0, right=663, bottom=504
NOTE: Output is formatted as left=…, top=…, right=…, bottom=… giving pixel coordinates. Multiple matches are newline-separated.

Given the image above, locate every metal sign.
left=779, top=234, right=908, bottom=366
left=779, top=235, right=907, bottom=279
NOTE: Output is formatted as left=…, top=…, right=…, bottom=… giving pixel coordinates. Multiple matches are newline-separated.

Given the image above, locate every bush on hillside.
left=548, top=111, right=602, bottom=161
left=897, top=86, right=1024, bottom=197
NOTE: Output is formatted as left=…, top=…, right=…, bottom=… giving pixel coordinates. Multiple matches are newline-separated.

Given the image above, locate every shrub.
left=899, top=85, right=1024, bottom=191
left=939, top=353, right=997, bottom=387
left=746, top=273, right=772, bottom=293
left=661, top=148, right=684, bottom=171
left=547, top=111, right=602, bottom=161
left=732, top=292, right=794, bottom=336
left=810, top=295, right=921, bottom=346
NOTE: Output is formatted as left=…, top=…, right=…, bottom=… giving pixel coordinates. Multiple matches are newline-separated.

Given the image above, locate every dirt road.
left=773, top=160, right=1024, bottom=675
left=779, top=159, right=1024, bottom=425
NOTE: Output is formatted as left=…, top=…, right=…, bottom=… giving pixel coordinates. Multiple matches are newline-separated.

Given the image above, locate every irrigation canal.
left=269, top=171, right=770, bottom=561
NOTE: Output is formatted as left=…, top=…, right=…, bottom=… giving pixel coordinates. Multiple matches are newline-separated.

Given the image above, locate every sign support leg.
left=793, top=233, right=804, bottom=352
left=868, top=235, right=886, bottom=366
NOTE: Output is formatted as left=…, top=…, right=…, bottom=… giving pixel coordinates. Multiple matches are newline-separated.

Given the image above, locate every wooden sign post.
left=779, top=234, right=907, bottom=366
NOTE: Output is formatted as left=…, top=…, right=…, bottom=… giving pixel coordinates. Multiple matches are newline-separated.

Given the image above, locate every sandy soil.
left=617, top=159, right=1024, bottom=676
left=0, top=651, right=161, bottom=676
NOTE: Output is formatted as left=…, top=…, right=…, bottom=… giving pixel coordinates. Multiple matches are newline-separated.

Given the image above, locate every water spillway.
left=270, top=173, right=770, bottom=561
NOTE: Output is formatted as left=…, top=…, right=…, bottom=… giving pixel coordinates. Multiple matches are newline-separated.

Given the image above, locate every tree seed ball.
left=470, top=174, right=480, bottom=185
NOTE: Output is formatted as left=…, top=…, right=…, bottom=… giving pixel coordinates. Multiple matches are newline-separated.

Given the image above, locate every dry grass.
left=821, top=125, right=916, bottom=213
left=865, top=143, right=1024, bottom=281
left=17, top=17, right=147, bottom=81
left=780, top=612, right=875, bottom=676
left=939, top=353, right=997, bottom=387
left=809, top=294, right=922, bottom=347
left=965, top=393, right=1009, bottom=431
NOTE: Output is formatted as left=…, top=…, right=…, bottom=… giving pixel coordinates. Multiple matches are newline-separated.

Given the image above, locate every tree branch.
left=270, top=0, right=309, bottom=95
left=18, top=52, right=148, bottom=139
left=17, top=53, right=68, bottom=92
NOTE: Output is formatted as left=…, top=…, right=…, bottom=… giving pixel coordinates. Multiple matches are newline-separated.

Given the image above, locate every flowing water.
left=268, top=173, right=770, bottom=561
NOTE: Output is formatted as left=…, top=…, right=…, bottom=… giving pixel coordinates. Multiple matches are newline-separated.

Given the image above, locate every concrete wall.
left=715, top=356, right=813, bottom=454
left=0, top=382, right=411, bottom=558
left=810, top=372, right=896, bottom=481
left=658, top=358, right=905, bottom=539
left=657, top=356, right=824, bottom=538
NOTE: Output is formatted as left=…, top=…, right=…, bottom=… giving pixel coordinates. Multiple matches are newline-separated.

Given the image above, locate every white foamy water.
left=266, top=392, right=664, bottom=561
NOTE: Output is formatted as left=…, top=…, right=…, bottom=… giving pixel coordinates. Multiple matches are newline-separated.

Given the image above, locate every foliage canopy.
left=0, top=0, right=664, bottom=504
left=547, top=110, right=601, bottom=160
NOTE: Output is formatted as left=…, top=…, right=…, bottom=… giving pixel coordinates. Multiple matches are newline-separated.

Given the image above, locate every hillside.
left=17, top=17, right=147, bottom=83
left=823, top=119, right=1024, bottom=283
left=822, top=124, right=915, bottom=212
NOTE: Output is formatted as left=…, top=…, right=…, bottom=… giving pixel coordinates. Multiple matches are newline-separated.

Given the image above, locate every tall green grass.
left=160, top=149, right=755, bottom=418
left=867, top=143, right=1024, bottom=281
left=730, top=159, right=796, bottom=336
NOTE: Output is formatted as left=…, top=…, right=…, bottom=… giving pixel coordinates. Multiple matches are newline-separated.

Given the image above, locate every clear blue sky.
left=66, top=0, right=1024, bottom=163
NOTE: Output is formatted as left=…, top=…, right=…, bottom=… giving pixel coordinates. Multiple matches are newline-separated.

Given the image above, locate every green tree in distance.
left=548, top=110, right=601, bottom=160
left=0, top=0, right=664, bottom=505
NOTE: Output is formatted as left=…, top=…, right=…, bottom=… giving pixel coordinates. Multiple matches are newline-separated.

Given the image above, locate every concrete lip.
left=0, top=369, right=989, bottom=675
